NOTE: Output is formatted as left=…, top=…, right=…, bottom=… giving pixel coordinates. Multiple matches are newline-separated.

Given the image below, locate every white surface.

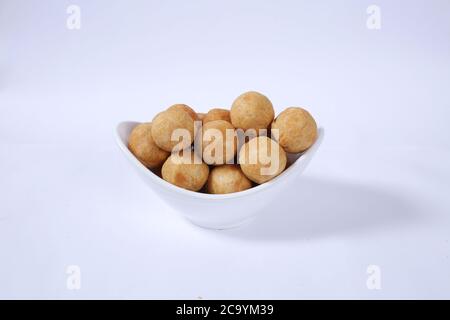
left=1, top=0, right=450, bottom=299
left=116, top=121, right=324, bottom=229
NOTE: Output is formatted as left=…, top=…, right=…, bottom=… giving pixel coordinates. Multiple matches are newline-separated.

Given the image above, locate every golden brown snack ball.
left=207, top=165, right=252, bottom=194
left=197, top=112, right=206, bottom=122
left=151, top=108, right=195, bottom=152
left=161, top=152, right=209, bottom=191
left=238, top=136, right=287, bottom=184
left=271, top=107, right=317, bottom=153
left=202, top=120, right=237, bottom=165
left=203, top=108, right=231, bottom=124
left=167, top=104, right=198, bottom=121
left=128, top=123, right=170, bottom=168
left=230, top=91, right=274, bottom=133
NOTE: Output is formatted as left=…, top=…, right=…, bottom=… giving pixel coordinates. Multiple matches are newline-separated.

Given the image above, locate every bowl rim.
left=116, top=121, right=324, bottom=200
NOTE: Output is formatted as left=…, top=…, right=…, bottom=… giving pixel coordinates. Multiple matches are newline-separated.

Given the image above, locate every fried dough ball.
left=271, top=107, right=317, bottom=153
left=230, top=91, right=274, bottom=133
left=151, top=108, right=195, bottom=152
left=161, top=152, right=209, bottom=191
left=207, top=165, right=252, bottom=194
left=202, top=120, right=237, bottom=165
left=238, top=136, right=287, bottom=184
left=203, top=108, right=231, bottom=124
left=167, top=104, right=198, bottom=121
left=197, top=113, right=206, bottom=122
left=128, top=123, right=170, bottom=168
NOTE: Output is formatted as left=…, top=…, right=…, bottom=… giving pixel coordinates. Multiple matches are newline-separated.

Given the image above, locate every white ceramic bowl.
left=116, top=121, right=324, bottom=229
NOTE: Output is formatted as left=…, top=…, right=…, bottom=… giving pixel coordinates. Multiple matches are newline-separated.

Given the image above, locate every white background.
left=1, top=0, right=450, bottom=299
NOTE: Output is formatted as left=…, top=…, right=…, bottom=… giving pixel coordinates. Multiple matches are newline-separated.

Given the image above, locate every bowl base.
left=185, top=216, right=255, bottom=230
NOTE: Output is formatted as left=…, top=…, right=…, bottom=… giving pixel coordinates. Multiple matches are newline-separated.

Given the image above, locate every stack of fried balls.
left=128, top=91, right=318, bottom=194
